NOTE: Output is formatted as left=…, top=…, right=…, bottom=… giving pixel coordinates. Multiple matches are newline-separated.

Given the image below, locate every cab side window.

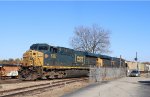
left=50, top=47, right=57, bottom=53
left=53, top=48, right=57, bottom=53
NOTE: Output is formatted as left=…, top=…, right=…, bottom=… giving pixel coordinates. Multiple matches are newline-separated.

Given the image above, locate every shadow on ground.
left=138, top=81, right=150, bottom=85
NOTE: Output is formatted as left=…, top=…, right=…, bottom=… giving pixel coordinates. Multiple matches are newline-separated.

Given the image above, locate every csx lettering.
left=77, top=56, right=84, bottom=62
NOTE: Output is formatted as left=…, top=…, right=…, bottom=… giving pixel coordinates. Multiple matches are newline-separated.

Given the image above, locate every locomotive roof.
left=84, top=52, right=99, bottom=57
left=31, top=43, right=73, bottom=50
left=30, top=43, right=124, bottom=60
left=30, top=43, right=50, bottom=47
left=98, top=55, right=112, bottom=60
left=57, top=46, right=74, bottom=51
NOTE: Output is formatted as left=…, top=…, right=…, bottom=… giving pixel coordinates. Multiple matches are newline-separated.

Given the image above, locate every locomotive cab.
left=23, top=43, right=51, bottom=66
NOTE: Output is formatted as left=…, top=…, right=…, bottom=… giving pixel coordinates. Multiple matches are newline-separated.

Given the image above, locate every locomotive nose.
left=23, top=50, right=44, bottom=66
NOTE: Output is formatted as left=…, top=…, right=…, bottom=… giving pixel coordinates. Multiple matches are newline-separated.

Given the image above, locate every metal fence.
left=89, top=66, right=127, bottom=83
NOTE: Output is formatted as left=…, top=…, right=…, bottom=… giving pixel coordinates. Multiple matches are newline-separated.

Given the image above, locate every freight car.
left=19, top=43, right=125, bottom=80
left=0, top=64, right=20, bottom=79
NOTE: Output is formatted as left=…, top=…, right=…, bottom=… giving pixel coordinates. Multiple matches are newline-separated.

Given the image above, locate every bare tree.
left=70, top=24, right=110, bottom=54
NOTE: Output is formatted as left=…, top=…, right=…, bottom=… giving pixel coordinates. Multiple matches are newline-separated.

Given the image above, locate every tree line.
left=0, top=58, right=22, bottom=64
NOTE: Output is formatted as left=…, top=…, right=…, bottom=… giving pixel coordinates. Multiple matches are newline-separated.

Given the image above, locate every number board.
left=51, top=54, right=56, bottom=58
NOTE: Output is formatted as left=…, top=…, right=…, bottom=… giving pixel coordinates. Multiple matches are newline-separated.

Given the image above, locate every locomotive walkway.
left=62, top=76, right=150, bottom=97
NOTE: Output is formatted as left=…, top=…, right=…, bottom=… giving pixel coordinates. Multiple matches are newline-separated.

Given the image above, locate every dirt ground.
left=62, top=76, right=150, bottom=97
left=20, top=81, right=88, bottom=97
left=0, top=79, right=89, bottom=97
left=2, top=75, right=149, bottom=97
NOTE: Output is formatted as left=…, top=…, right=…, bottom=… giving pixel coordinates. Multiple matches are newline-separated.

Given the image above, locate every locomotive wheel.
left=57, top=71, right=65, bottom=78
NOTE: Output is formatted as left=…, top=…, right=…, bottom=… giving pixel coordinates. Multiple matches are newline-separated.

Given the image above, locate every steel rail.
left=0, top=77, right=88, bottom=97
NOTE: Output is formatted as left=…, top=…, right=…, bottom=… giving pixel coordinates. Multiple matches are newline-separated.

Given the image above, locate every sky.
left=0, top=1, right=150, bottom=62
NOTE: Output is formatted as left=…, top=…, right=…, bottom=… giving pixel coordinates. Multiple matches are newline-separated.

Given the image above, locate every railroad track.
left=0, top=77, right=88, bottom=97
left=0, top=79, right=49, bottom=84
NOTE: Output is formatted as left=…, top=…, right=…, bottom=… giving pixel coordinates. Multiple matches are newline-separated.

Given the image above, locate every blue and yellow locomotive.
left=19, top=43, right=125, bottom=80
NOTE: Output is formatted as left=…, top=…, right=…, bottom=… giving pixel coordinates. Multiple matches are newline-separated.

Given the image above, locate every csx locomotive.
left=19, top=43, right=126, bottom=80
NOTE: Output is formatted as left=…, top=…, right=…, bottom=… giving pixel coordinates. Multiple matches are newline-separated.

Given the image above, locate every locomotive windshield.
left=30, top=45, right=38, bottom=50
left=30, top=44, right=49, bottom=51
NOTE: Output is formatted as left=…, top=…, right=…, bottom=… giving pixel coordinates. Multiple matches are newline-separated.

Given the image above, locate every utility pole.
left=120, top=55, right=122, bottom=76
left=135, top=52, right=138, bottom=70
left=120, top=55, right=122, bottom=68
